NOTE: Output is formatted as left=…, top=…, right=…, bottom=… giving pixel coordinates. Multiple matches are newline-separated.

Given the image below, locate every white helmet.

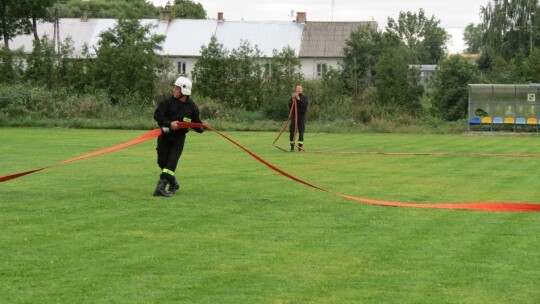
left=174, top=76, right=192, bottom=95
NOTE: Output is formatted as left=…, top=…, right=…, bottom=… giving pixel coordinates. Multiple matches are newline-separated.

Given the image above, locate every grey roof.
left=215, top=21, right=304, bottom=57
left=299, top=21, right=377, bottom=58
left=8, top=18, right=164, bottom=56
left=8, top=18, right=304, bottom=58
left=161, top=19, right=218, bottom=56
left=162, top=19, right=304, bottom=57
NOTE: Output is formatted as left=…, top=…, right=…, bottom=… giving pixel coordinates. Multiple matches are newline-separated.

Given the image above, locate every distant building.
left=296, top=12, right=377, bottom=79
left=409, top=64, right=437, bottom=90
left=8, top=12, right=377, bottom=80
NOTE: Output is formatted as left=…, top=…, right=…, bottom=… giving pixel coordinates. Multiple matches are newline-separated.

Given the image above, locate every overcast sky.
left=150, top=0, right=490, bottom=53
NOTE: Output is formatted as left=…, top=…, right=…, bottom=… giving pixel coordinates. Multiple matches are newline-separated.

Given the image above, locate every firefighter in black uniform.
left=288, top=84, right=309, bottom=152
left=153, top=76, right=205, bottom=197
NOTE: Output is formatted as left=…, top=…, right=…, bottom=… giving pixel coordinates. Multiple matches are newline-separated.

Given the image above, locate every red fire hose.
left=2, top=123, right=540, bottom=212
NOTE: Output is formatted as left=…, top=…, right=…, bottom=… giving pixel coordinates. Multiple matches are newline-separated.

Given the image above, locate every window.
left=177, top=61, right=186, bottom=75
left=316, top=63, right=327, bottom=77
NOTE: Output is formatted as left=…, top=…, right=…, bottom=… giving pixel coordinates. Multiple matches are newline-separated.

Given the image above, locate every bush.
left=0, top=84, right=32, bottom=116
left=0, top=83, right=472, bottom=134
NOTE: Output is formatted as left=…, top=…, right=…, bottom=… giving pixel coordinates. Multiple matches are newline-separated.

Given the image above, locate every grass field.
left=1, top=127, right=540, bottom=303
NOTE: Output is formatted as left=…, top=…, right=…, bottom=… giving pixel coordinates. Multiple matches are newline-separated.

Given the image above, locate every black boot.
left=168, top=177, right=180, bottom=194
left=298, top=144, right=304, bottom=152
left=153, top=178, right=172, bottom=197
left=290, top=143, right=295, bottom=152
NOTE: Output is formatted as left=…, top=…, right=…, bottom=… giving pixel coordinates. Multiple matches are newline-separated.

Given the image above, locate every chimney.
left=296, top=12, right=306, bottom=23
left=217, top=12, right=224, bottom=22
left=159, top=3, right=172, bottom=21
left=159, top=10, right=171, bottom=21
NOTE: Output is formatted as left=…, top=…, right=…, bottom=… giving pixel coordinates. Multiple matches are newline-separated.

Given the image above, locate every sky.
left=150, top=0, right=490, bottom=53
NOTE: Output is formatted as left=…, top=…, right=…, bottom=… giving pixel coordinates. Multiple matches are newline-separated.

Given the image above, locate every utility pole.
left=53, top=8, right=57, bottom=51
left=56, top=0, right=61, bottom=60
left=530, top=12, right=535, bottom=56
left=331, top=0, right=335, bottom=21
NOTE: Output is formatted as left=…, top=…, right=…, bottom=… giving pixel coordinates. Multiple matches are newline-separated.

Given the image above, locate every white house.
left=8, top=12, right=377, bottom=80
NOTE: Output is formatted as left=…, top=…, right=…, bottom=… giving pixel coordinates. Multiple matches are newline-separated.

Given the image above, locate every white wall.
left=299, top=58, right=340, bottom=80
left=167, top=57, right=199, bottom=78
left=168, top=57, right=341, bottom=81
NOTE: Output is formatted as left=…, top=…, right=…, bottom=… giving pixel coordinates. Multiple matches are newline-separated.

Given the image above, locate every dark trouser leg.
left=157, top=135, right=186, bottom=171
left=289, top=117, right=297, bottom=151
left=155, top=135, right=186, bottom=195
left=297, top=115, right=306, bottom=150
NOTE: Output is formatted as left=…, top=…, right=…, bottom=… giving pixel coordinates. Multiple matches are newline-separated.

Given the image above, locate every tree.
left=494, top=47, right=540, bottom=83
left=480, top=0, right=540, bottom=59
left=0, top=0, right=57, bottom=48
left=192, top=35, right=230, bottom=100
left=386, top=9, right=449, bottom=64
left=373, top=47, right=424, bottom=115
left=527, top=47, right=540, bottom=81
left=60, top=43, right=94, bottom=92
left=22, top=0, right=55, bottom=44
left=341, top=25, right=387, bottom=95
left=508, top=52, right=532, bottom=82
left=261, top=46, right=303, bottom=119
left=194, top=38, right=266, bottom=110
left=266, top=46, right=303, bottom=95
left=59, top=0, right=157, bottom=19
left=194, top=39, right=303, bottom=116
left=0, top=0, right=32, bottom=49
left=463, top=23, right=485, bottom=54
left=431, top=55, right=480, bottom=120
left=0, top=47, right=24, bottom=83
left=477, top=47, right=514, bottom=83
left=227, top=40, right=263, bottom=110
left=24, top=35, right=58, bottom=88
left=171, top=0, right=206, bottom=19
left=91, top=19, right=165, bottom=101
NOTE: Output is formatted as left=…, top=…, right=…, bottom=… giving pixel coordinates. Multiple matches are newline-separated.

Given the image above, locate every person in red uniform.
left=288, top=84, right=309, bottom=152
left=153, top=76, right=205, bottom=197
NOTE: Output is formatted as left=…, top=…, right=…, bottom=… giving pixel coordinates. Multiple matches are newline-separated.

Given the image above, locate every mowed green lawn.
left=1, top=127, right=540, bottom=303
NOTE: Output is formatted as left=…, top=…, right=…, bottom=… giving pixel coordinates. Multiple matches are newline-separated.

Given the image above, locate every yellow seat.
left=503, top=117, right=515, bottom=124
left=481, top=117, right=492, bottom=124
left=527, top=118, right=538, bottom=125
